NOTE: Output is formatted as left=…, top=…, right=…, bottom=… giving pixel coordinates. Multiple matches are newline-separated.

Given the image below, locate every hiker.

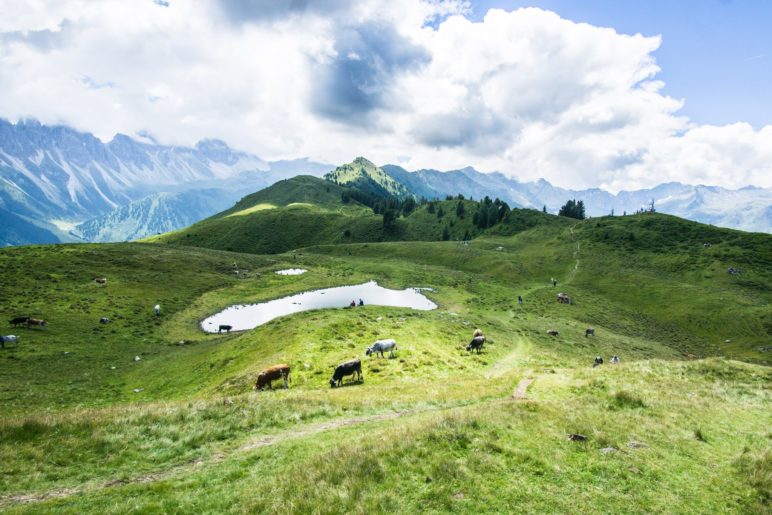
left=551, top=277, right=557, bottom=287
left=350, top=300, right=356, bottom=307
left=611, top=355, right=620, bottom=364
left=358, top=298, right=364, bottom=306
left=517, top=295, right=523, bottom=305
left=154, top=304, right=161, bottom=316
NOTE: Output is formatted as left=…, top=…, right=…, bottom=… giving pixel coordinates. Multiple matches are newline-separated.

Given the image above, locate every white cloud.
left=0, top=1, right=770, bottom=191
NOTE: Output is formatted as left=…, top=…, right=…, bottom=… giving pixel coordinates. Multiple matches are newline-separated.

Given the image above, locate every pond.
left=275, top=268, right=307, bottom=275
left=201, top=280, right=437, bottom=332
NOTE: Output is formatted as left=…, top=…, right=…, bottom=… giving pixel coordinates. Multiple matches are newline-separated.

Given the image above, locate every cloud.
left=213, top=0, right=354, bottom=24
left=0, top=1, right=769, bottom=191
left=310, top=21, right=429, bottom=123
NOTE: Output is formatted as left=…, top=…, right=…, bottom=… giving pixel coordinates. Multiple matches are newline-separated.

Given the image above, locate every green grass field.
left=1, top=213, right=770, bottom=513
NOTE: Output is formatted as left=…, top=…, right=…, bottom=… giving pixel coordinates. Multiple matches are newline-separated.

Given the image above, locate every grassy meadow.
left=0, top=213, right=770, bottom=513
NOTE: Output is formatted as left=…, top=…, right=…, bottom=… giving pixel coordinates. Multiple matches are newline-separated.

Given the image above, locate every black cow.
left=330, top=358, right=363, bottom=387
left=218, top=324, right=233, bottom=334
left=100, top=317, right=110, bottom=324
left=466, top=336, right=485, bottom=353
left=593, top=356, right=604, bottom=367
left=9, top=316, right=29, bottom=327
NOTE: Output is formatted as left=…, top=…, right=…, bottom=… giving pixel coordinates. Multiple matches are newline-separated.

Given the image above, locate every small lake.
left=275, top=268, right=307, bottom=275
left=201, top=280, right=437, bottom=332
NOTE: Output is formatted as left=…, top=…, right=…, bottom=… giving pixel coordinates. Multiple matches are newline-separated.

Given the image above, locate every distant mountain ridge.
left=1, top=119, right=770, bottom=246
left=380, top=165, right=772, bottom=233
left=0, top=119, right=330, bottom=244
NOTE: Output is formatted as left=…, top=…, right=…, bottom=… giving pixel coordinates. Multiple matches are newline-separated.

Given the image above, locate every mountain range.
left=1, top=119, right=770, bottom=246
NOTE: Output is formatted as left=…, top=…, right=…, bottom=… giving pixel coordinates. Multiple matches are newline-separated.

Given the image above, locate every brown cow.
left=255, top=364, right=291, bottom=390
left=27, top=318, right=47, bottom=329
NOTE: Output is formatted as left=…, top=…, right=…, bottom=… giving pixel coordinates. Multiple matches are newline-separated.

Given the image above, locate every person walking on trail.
left=154, top=304, right=161, bottom=316
left=517, top=295, right=523, bottom=305
left=552, top=278, right=557, bottom=287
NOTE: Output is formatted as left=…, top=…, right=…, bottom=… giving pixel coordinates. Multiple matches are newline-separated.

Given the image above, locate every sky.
left=0, top=0, right=770, bottom=192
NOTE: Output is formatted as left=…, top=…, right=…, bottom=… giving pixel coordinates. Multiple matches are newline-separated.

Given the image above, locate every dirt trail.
left=0, top=406, right=448, bottom=507
left=565, top=221, right=584, bottom=284
left=511, top=378, right=534, bottom=400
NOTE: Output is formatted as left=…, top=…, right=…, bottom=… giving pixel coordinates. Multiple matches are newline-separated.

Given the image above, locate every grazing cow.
left=585, top=328, right=595, bottom=337
left=8, top=316, right=29, bottom=327
left=27, top=318, right=46, bottom=329
left=466, top=335, right=485, bottom=353
left=557, top=293, right=571, bottom=304
left=366, top=338, right=397, bottom=358
left=546, top=329, right=559, bottom=336
left=218, top=324, right=232, bottom=334
left=94, top=277, right=107, bottom=285
left=611, top=355, right=620, bottom=364
left=593, top=356, right=604, bottom=367
left=100, top=317, right=110, bottom=324
left=330, top=358, right=363, bottom=387
left=1, top=335, right=19, bottom=349
left=255, top=364, right=291, bottom=390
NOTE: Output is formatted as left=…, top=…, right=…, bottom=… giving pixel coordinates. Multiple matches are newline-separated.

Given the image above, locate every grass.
left=0, top=212, right=770, bottom=512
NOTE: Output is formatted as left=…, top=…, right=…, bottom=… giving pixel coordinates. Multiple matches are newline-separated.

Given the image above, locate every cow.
left=100, top=317, right=110, bottom=324
left=255, top=364, right=291, bottom=390
left=366, top=338, right=397, bottom=358
left=94, top=277, right=107, bottom=285
left=330, top=358, right=363, bottom=388
left=27, top=318, right=47, bottom=329
left=585, top=328, right=595, bottom=337
left=466, top=335, right=485, bottom=353
left=8, top=316, right=29, bottom=327
left=218, top=324, right=233, bottom=334
left=546, top=329, right=559, bottom=336
left=557, top=293, right=571, bottom=304
left=1, top=335, right=19, bottom=349
left=593, top=356, right=604, bottom=367
left=473, top=328, right=484, bottom=338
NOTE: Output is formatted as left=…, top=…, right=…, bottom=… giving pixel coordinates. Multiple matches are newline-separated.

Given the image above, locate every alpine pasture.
left=0, top=209, right=770, bottom=513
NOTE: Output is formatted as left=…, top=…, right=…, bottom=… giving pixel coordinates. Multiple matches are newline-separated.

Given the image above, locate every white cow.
left=1, top=335, right=19, bottom=349
left=366, top=338, right=397, bottom=358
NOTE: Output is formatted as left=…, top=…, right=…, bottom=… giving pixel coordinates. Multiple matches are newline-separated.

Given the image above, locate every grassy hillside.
left=1, top=214, right=770, bottom=513
left=325, top=156, right=414, bottom=199
left=150, top=172, right=561, bottom=254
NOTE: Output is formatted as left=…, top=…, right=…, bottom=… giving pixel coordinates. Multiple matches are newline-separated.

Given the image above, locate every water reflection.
left=202, top=280, right=437, bottom=332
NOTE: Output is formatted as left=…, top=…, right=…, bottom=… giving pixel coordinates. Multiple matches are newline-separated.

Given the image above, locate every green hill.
left=1, top=211, right=770, bottom=512
left=151, top=174, right=563, bottom=254
left=324, top=156, right=414, bottom=199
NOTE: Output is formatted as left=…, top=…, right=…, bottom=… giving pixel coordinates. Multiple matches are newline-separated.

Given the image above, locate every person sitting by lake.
left=350, top=300, right=356, bottom=307
left=359, top=298, right=364, bottom=306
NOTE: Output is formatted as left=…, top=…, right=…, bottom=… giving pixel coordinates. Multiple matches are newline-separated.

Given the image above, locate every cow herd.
left=254, top=329, right=497, bottom=391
